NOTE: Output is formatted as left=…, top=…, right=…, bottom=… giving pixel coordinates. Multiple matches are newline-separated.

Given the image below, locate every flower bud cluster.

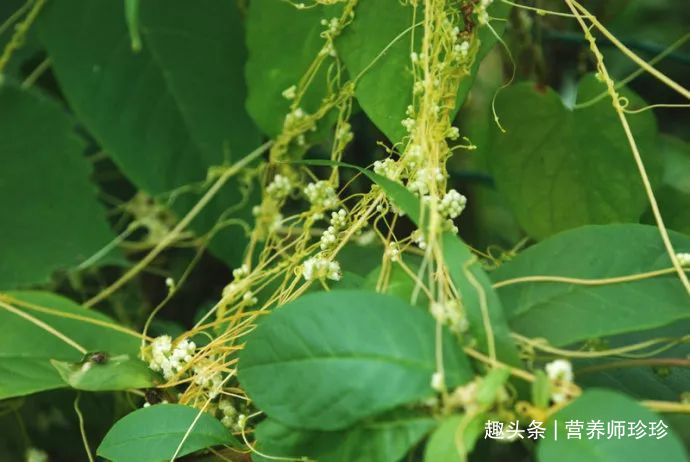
left=304, top=180, right=338, bottom=210
left=147, top=336, right=196, bottom=380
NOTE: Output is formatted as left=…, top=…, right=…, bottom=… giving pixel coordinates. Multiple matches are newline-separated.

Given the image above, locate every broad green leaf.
left=475, top=367, right=510, bottom=406
left=659, top=135, right=690, bottom=194
left=0, top=84, right=114, bottom=289
left=442, top=232, right=522, bottom=367
left=254, top=413, right=436, bottom=462
left=492, top=224, right=690, bottom=346
left=488, top=75, right=661, bottom=239
left=575, top=320, right=690, bottom=401
left=538, top=389, right=688, bottom=462
left=424, top=414, right=485, bottom=462
left=97, top=404, right=235, bottom=462
left=338, top=1, right=511, bottom=143
left=38, top=0, right=259, bottom=264
left=644, top=135, right=690, bottom=234
left=246, top=0, right=334, bottom=137
left=363, top=262, right=430, bottom=307
left=301, top=159, right=521, bottom=366
left=238, top=290, right=473, bottom=430
left=0, top=291, right=139, bottom=398
left=51, top=355, right=157, bottom=391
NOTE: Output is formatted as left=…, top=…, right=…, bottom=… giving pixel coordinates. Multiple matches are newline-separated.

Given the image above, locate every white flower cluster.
left=302, top=256, right=341, bottom=281
left=476, top=0, right=494, bottom=25
left=408, top=167, right=444, bottom=195
left=430, top=300, right=469, bottom=333
left=439, top=189, right=467, bottom=219
left=454, top=40, right=470, bottom=58
left=320, top=209, right=347, bottom=250
left=448, top=379, right=479, bottom=413
left=233, top=263, right=249, bottom=280
left=192, top=359, right=224, bottom=399
left=676, top=252, right=690, bottom=266
left=373, top=158, right=398, bottom=180
left=387, top=242, right=401, bottom=261
left=285, top=107, right=305, bottom=124
left=218, top=399, right=245, bottom=432
left=252, top=203, right=284, bottom=233
left=336, top=122, right=353, bottom=144
left=405, top=144, right=423, bottom=169
left=446, top=126, right=460, bottom=140
left=266, top=174, right=293, bottom=199
left=147, top=335, right=196, bottom=380
left=412, top=229, right=427, bottom=250
left=319, top=41, right=337, bottom=57
left=401, top=117, right=416, bottom=133
left=545, top=359, right=573, bottom=404
left=320, top=17, right=339, bottom=35
left=304, top=180, right=338, bottom=210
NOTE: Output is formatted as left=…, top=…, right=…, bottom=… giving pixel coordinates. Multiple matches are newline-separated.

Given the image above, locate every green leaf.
left=441, top=232, right=522, bottom=367
left=238, top=290, right=473, bottom=430
left=532, top=370, right=551, bottom=408
left=492, top=224, right=690, bottom=346
left=245, top=0, right=334, bottom=137
left=97, top=404, right=235, bottom=462
left=643, top=135, right=690, bottom=234
left=538, top=389, right=688, bottom=462
left=254, top=412, right=436, bottom=462
left=0, top=291, right=139, bottom=399
left=0, top=84, right=114, bottom=289
left=363, top=261, right=430, bottom=307
left=38, top=0, right=260, bottom=264
left=51, top=355, right=157, bottom=391
left=301, top=159, right=521, bottom=366
left=423, top=414, right=485, bottom=462
left=488, top=75, right=661, bottom=239
left=575, top=320, right=690, bottom=401
left=475, top=367, right=510, bottom=406
left=338, top=1, right=511, bottom=143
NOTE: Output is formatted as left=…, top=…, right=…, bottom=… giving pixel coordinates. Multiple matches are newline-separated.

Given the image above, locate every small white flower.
left=387, top=242, right=400, bottom=262
left=676, top=252, right=690, bottom=266
left=401, top=117, right=416, bottom=132
left=336, top=122, right=353, bottom=143
left=455, top=41, right=470, bottom=58
left=446, top=126, right=460, bottom=140
left=545, top=359, right=573, bottom=404
left=232, top=264, right=249, bottom=280
left=147, top=336, right=196, bottom=380
left=242, top=290, right=258, bottom=305
left=373, top=158, right=398, bottom=180
left=302, top=256, right=341, bottom=281
left=281, top=85, right=297, bottom=100
left=546, top=359, right=573, bottom=383
left=412, top=229, right=427, bottom=250
left=267, top=174, right=292, bottom=199
left=430, top=301, right=447, bottom=323
left=431, top=371, right=445, bottom=392
left=304, top=181, right=338, bottom=210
